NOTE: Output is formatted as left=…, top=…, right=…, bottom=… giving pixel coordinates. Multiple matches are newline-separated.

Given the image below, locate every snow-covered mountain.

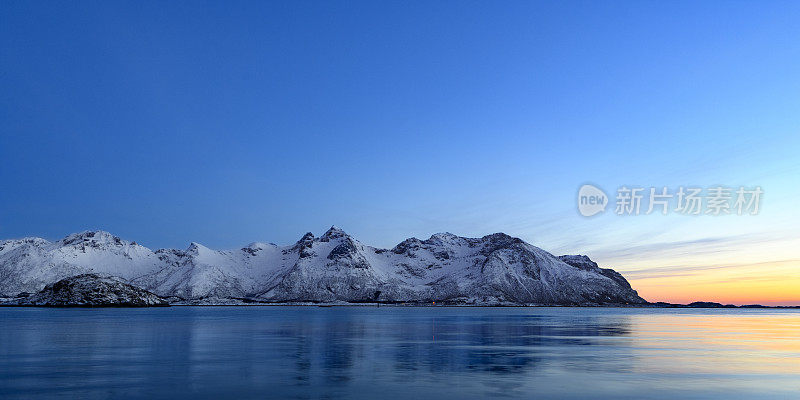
left=0, top=228, right=645, bottom=305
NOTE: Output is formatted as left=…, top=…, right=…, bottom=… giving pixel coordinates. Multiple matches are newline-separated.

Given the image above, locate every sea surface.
left=0, top=306, right=798, bottom=399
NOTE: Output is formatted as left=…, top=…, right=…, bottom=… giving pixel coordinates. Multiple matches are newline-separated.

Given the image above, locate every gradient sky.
left=2, top=1, right=799, bottom=305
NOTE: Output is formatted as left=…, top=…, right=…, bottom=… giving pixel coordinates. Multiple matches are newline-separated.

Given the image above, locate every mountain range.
left=0, top=228, right=645, bottom=305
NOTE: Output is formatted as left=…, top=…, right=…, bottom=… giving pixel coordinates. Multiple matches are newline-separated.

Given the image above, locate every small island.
left=13, top=274, right=168, bottom=307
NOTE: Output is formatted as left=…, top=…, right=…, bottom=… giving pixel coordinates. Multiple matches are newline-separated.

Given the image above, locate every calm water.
left=1, top=307, right=798, bottom=399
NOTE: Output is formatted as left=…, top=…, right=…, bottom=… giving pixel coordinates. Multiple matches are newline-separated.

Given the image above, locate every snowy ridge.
left=0, top=228, right=645, bottom=305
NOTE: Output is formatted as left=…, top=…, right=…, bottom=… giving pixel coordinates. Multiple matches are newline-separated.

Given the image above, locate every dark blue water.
left=1, top=307, right=798, bottom=399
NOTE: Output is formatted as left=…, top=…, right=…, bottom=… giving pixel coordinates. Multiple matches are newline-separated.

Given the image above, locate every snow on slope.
left=0, top=227, right=645, bottom=305
left=0, top=232, right=162, bottom=295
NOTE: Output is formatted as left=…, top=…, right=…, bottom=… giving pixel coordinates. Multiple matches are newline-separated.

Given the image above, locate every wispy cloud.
left=591, top=234, right=768, bottom=261
left=579, top=228, right=800, bottom=272
left=624, top=258, right=800, bottom=280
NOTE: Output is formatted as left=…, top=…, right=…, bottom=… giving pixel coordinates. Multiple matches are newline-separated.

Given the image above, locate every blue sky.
left=1, top=1, right=799, bottom=302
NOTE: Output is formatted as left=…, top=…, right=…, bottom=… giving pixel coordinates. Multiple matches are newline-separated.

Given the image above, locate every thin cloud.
left=624, top=259, right=800, bottom=280
left=588, top=232, right=786, bottom=264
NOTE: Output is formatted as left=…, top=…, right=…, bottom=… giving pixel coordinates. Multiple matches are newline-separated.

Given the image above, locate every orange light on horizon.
left=626, top=259, right=800, bottom=306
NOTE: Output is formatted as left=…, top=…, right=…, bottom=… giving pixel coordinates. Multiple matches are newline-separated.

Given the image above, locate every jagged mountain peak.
left=60, top=230, right=129, bottom=247
left=320, top=226, right=349, bottom=242
left=392, top=232, right=521, bottom=255
left=391, top=237, right=423, bottom=254
left=296, top=232, right=315, bottom=244
left=0, top=237, right=51, bottom=260
left=480, top=232, right=519, bottom=243
left=186, top=242, right=214, bottom=255
left=426, top=232, right=461, bottom=243
left=0, top=236, right=50, bottom=248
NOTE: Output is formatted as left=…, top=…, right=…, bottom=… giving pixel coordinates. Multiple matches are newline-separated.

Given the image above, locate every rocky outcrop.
left=15, top=274, right=168, bottom=307
left=558, top=255, right=634, bottom=290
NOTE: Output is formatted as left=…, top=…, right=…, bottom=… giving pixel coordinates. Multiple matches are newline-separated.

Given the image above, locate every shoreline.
left=2, top=302, right=798, bottom=309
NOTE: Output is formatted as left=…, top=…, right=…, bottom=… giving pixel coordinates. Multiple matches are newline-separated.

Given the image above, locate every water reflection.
left=1, top=307, right=798, bottom=399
